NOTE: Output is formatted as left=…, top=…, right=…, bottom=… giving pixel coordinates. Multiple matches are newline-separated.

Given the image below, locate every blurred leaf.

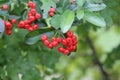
left=0, top=0, right=8, bottom=5
left=76, top=0, right=85, bottom=7
left=60, top=10, right=75, bottom=33
left=85, top=3, right=106, bottom=11
left=104, top=45, right=120, bottom=68
left=50, top=14, right=61, bottom=29
left=84, top=12, right=106, bottom=27
left=76, top=9, right=84, bottom=20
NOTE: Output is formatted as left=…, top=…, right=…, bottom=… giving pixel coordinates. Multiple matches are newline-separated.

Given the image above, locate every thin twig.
left=86, top=35, right=110, bottom=80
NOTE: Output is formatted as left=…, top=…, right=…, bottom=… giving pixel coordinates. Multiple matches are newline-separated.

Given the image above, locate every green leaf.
left=25, top=28, right=54, bottom=45
left=60, top=10, right=75, bottom=33
left=76, top=9, right=84, bottom=20
left=41, top=0, right=56, bottom=13
left=0, top=10, right=20, bottom=19
left=8, top=2, right=26, bottom=16
left=59, top=0, right=69, bottom=9
left=84, top=12, right=106, bottom=27
left=0, top=0, right=8, bottom=5
left=85, top=3, right=106, bottom=11
left=50, top=15, right=61, bottom=29
left=76, top=0, right=85, bottom=7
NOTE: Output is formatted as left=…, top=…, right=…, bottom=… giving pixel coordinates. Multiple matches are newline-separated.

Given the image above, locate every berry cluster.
left=18, top=1, right=41, bottom=31
left=41, top=30, right=77, bottom=55
left=4, top=19, right=16, bottom=35
left=49, top=7, right=56, bottom=17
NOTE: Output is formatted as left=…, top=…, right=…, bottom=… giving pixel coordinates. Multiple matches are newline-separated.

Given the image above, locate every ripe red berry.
left=28, top=13, right=33, bottom=17
left=66, top=38, right=72, bottom=43
left=48, top=44, right=53, bottom=49
left=67, top=30, right=74, bottom=37
left=28, top=1, right=34, bottom=7
left=49, top=12, right=54, bottom=17
left=44, top=40, right=50, bottom=46
left=30, top=9, right=37, bottom=15
left=5, top=21, right=12, bottom=30
left=33, top=24, right=39, bottom=30
left=31, top=3, right=36, bottom=9
left=6, top=30, right=12, bottom=35
left=25, top=24, right=31, bottom=29
left=11, top=18, right=16, bottom=24
left=41, top=35, right=48, bottom=41
left=58, top=47, right=65, bottom=53
left=2, top=4, right=8, bottom=10
left=57, top=37, right=62, bottom=43
left=62, top=39, right=67, bottom=45
left=52, top=37, right=57, bottom=42
left=52, top=41, right=58, bottom=47
left=28, top=27, right=34, bottom=32
left=18, top=21, right=25, bottom=28
left=35, top=13, right=41, bottom=19
left=50, top=7, right=56, bottom=13
left=63, top=49, right=70, bottom=55
left=28, top=16, right=35, bottom=22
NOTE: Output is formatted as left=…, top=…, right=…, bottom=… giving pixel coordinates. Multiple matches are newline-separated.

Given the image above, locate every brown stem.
left=86, top=35, right=110, bottom=80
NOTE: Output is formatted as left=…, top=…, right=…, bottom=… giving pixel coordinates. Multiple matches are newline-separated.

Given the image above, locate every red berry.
left=28, top=16, right=35, bottom=22
left=48, top=44, right=53, bottom=49
left=31, top=3, right=36, bottom=9
left=44, top=40, right=50, bottom=46
left=33, top=24, right=39, bottom=30
left=28, top=27, right=34, bottom=32
left=28, top=1, right=34, bottom=7
left=30, top=9, right=37, bottom=15
left=63, top=49, right=70, bottom=55
left=18, top=21, right=25, bottom=28
left=35, top=13, right=41, bottom=19
left=49, top=12, right=54, bottom=17
left=66, top=38, right=72, bottom=43
left=52, top=41, right=58, bottom=47
left=72, top=35, right=77, bottom=41
left=6, top=30, right=12, bottom=35
left=57, top=37, right=62, bottom=43
left=25, top=24, right=31, bottom=29
left=67, top=30, right=74, bottom=37
left=2, top=4, right=8, bottom=10
left=26, top=20, right=32, bottom=24
left=41, top=35, right=48, bottom=41
left=52, top=37, right=57, bottom=42
left=11, top=18, right=16, bottom=24
left=58, top=47, right=65, bottom=53
left=28, top=13, right=33, bottom=17
left=62, top=39, right=67, bottom=45
left=5, top=21, right=12, bottom=30
left=50, top=7, right=56, bottom=13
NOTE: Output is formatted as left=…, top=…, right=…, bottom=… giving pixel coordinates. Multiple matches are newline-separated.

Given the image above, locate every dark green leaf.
left=25, top=28, right=54, bottom=45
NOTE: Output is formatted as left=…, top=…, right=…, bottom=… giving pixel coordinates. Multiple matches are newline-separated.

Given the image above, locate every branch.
left=86, top=35, right=110, bottom=80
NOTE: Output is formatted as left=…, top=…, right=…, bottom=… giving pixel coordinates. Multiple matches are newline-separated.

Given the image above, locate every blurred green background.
left=0, top=0, right=120, bottom=80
